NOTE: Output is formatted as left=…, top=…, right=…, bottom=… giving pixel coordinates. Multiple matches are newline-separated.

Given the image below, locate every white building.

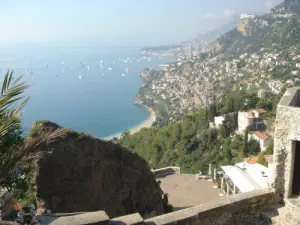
left=257, top=89, right=266, bottom=98
left=221, top=162, right=271, bottom=195
left=240, top=13, right=257, bottom=19
left=248, top=131, right=271, bottom=152
left=214, top=116, right=225, bottom=128
left=238, top=108, right=267, bottom=132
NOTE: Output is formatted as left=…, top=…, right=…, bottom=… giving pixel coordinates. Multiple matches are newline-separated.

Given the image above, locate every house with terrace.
left=238, top=108, right=267, bottom=132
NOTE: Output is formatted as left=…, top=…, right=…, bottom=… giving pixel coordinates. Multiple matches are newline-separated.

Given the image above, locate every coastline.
left=103, top=107, right=156, bottom=140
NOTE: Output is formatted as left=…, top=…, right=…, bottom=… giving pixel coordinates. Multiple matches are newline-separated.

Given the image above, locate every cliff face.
left=31, top=121, right=164, bottom=218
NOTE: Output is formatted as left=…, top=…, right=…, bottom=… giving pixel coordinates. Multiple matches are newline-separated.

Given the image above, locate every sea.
left=0, top=42, right=175, bottom=138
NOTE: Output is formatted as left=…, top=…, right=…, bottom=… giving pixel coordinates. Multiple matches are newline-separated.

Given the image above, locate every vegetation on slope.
left=119, top=89, right=277, bottom=173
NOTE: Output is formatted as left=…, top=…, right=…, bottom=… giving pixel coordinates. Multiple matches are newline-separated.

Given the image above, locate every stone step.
left=285, top=198, right=300, bottom=214
left=272, top=214, right=300, bottom=225
left=261, top=209, right=280, bottom=224
left=261, top=204, right=300, bottom=225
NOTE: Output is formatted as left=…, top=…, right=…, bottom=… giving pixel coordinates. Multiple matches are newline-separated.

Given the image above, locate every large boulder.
left=31, top=121, right=164, bottom=218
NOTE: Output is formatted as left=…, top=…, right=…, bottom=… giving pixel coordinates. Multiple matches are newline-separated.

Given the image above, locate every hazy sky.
left=0, top=0, right=283, bottom=46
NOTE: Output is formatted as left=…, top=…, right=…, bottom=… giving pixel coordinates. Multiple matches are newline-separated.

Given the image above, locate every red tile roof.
left=253, top=108, right=267, bottom=114
left=244, top=156, right=260, bottom=164
left=253, top=131, right=268, bottom=141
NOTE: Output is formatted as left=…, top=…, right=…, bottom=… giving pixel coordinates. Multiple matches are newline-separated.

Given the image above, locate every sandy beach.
left=103, top=107, right=156, bottom=140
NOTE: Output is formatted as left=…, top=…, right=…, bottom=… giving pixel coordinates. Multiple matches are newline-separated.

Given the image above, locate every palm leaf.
left=0, top=70, right=67, bottom=189
left=0, top=71, right=29, bottom=138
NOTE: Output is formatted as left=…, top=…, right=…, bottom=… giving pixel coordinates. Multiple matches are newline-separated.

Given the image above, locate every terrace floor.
left=157, top=174, right=223, bottom=210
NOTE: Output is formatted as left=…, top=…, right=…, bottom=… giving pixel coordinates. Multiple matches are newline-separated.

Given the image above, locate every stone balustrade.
left=29, top=189, right=276, bottom=225
left=152, top=167, right=181, bottom=177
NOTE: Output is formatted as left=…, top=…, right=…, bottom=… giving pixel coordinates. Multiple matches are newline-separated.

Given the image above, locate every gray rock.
left=31, top=121, right=164, bottom=218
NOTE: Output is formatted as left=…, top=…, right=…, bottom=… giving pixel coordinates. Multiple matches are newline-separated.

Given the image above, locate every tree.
left=219, top=115, right=231, bottom=138
left=243, top=131, right=248, bottom=155
left=265, top=141, right=274, bottom=155
left=0, top=70, right=65, bottom=190
left=248, top=139, right=261, bottom=156
left=229, top=112, right=238, bottom=131
left=208, top=103, right=217, bottom=122
left=222, top=139, right=232, bottom=165
left=243, top=126, right=253, bottom=156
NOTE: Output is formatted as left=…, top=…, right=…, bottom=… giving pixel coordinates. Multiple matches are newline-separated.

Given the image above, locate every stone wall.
left=38, top=189, right=276, bottom=225
left=145, top=189, right=275, bottom=225
left=274, top=87, right=300, bottom=198
left=152, top=167, right=181, bottom=178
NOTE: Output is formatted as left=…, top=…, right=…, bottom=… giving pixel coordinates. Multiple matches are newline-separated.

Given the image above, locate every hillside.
left=136, top=1, right=300, bottom=126
left=120, top=89, right=276, bottom=173
left=119, top=0, right=299, bottom=173
left=140, top=15, right=241, bottom=57
left=30, top=121, right=167, bottom=218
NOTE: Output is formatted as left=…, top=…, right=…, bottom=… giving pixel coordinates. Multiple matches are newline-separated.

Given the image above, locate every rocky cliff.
left=30, top=121, right=165, bottom=218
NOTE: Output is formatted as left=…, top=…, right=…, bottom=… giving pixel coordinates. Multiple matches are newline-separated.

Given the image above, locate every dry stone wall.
left=152, top=167, right=181, bottom=177
left=36, top=189, right=276, bottom=225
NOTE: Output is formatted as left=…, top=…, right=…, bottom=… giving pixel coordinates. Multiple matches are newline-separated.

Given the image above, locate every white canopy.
left=221, top=162, right=269, bottom=193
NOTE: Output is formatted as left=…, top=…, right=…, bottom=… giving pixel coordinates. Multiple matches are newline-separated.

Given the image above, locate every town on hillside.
left=2, top=0, right=300, bottom=225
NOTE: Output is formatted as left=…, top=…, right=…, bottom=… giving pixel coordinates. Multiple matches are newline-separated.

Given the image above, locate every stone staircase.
left=261, top=202, right=300, bottom=225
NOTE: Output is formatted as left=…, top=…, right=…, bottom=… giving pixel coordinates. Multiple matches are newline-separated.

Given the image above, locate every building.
left=221, top=162, right=271, bottom=195
left=257, top=89, right=266, bottom=98
left=240, top=13, right=257, bottom=19
left=248, top=131, right=271, bottom=151
left=238, top=108, right=267, bottom=132
left=244, top=156, right=260, bottom=164
left=214, top=116, right=225, bottom=128
left=274, top=87, right=300, bottom=198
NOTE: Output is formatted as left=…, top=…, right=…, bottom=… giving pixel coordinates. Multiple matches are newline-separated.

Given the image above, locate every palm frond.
left=0, top=70, right=29, bottom=138
left=0, top=128, right=66, bottom=177
left=0, top=70, right=68, bottom=189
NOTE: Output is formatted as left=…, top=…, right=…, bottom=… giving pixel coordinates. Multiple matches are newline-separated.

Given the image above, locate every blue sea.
left=0, top=42, right=174, bottom=138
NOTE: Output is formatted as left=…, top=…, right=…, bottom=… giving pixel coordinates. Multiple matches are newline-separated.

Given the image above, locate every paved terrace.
left=157, top=174, right=223, bottom=210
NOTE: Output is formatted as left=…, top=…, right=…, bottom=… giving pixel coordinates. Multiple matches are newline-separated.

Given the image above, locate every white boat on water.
left=108, top=67, right=112, bottom=71
left=78, top=76, right=82, bottom=80
left=121, top=74, right=125, bottom=76
left=87, top=66, right=90, bottom=70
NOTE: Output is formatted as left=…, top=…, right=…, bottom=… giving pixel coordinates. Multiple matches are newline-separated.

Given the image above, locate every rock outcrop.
left=30, top=121, right=164, bottom=218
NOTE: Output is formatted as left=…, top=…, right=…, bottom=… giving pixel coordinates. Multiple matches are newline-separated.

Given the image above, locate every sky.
left=0, top=0, right=283, bottom=46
